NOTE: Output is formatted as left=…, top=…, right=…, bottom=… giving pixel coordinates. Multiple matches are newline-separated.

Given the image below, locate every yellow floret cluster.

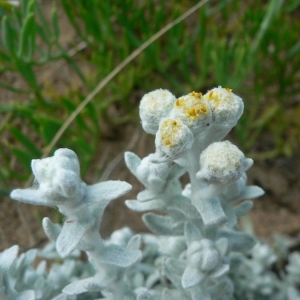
left=156, top=118, right=194, bottom=157
left=203, top=86, right=243, bottom=127
left=171, top=92, right=211, bottom=131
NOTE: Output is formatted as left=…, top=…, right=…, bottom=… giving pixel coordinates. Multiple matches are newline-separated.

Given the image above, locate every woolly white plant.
left=2, top=87, right=300, bottom=299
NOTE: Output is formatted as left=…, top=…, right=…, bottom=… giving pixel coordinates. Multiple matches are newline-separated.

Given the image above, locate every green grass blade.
left=11, top=147, right=32, bottom=172
left=251, top=0, right=285, bottom=53
left=9, top=126, right=42, bottom=157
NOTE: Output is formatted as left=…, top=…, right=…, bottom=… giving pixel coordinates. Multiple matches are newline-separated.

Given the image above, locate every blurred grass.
left=0, top=0, right=300, bottom=196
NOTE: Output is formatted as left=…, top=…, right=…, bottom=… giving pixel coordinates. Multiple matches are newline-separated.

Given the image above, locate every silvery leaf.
left=163, top=258, right=183, bottom=289
left=0, top=245, right=19, bottom=271
left=10, top=189, right=52, bottom=206
left=137, top=290, right=153, bottom=300
left=143, top=213, right=182, bottom=236
left=218, top=229, right=256, bottom=252
left=56, top=220, right=93, bottom=258
left=184, top=221, right=202, bottom=245
left=125, top=200, right=165, bottom=212
left=215, top=238, right=229, bottom=257
left=14, top=290, right=35, bottom=300
left=42, top=217, right=61, bottom=241
left=233, top=186, right=264, bottom=202
left=63, top=276, right=109, bottom=295
left=169, top=197, right=200, bottom=219
left=124, top=151, right=141, bottom=176
left=181, top=266, right=204, bottom=288
left=127, top=234, right=142, bottom=250
left=210, top=263, right=230, bottom=278
left=99, top=244, right=142, bottom=267
left=234, top=200, right=253, bottom=217
left=83, top=181, right=132, bottom=207
left=137, top=190, right=157, bottom=202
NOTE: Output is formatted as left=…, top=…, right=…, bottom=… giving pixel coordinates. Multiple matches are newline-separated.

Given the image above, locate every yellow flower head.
left=204, top=86, right=243, bottom=128
left=156, top=118, right=194, bottom=158
left=171, top=92, right=211, bottom=132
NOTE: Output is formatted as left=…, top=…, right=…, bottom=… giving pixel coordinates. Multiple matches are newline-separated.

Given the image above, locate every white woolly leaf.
left=99, top=244, right=142, bottom=267
left=10, top=189, right=50, bottom=206
left=184, top=221, right=202, bottom=245
left=42, top=217, right=61, bottom=241
left=181, top=266, right=204, bottom=288
left=143, top=213, right=183, bottom=236
left=56, top=220, right=93, bottom=258
left=0, top=245, right=19, bottom=271
left=124, top=151, right=141, bottom=176
left=234, top=186, right=264, bottom=201
left=126, top=234, right=142, bottom=250
left=234, top=200, right=253, bottom=217
left=125, top=199, right=165, bottom=212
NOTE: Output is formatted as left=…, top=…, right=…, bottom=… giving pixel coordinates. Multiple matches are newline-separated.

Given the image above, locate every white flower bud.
left=139, top=89, right=176, bottom=134
left=203, top=86, right=243, bottom=128
left=155, top=118, right=194, bottom=158
left=196, top=141, right=253, bottom=184
left=170, top=92, right=212, bottom=132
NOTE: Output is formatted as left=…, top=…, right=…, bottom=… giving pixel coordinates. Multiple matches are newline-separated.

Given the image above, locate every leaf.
left=2, top=16, right=16, bottom=55
left=124, top=151, right=141, bottom=176
left=234, top=200, right=253, bottom=217
left=126, top=234, right=141, bottom=250
left=38, top=117, right=62, bottom=144
left=169, top=196, right=200, bottom=219
left=137, top=190, right=157, bottom=202
left=215, top=238, right=229, bottom=257
left=17, top=13, right=36, bottom=62
left=85, top=181, right=132, bottom=205
left=234, top=186, right=264, bottom=201
left=56, top=219, right=93, bottom=258
left=142, top=213, right=183, bottom=236
left=10, top=189, right=51, bottom=206
left=15, top=60, right=38, bottom=89
left=181, top=266, right=204, bottom=289
left=51, top=6, right=60, bottom=41
left=184, top=221, right=202, bottom=245
left=42, top=217, right=61, bottom=241
left=11, top=147, right=32, bottom=172
left=210, top=263, right=230, bottom=278
left=0, top=245, right=19, bottom=271
left=218, top=229, right=256, bottom=253
left=15, top=290, right=35, bottom=300
left=9, top=126, right=41, bottom=157
left=125, top=199, right=164, bottom=212
left=63, top=277, right=101, bottom=295
left=99, top=244, right=142, bottom=267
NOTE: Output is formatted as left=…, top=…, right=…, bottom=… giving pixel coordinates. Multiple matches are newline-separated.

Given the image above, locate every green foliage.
left=0, top=0, right=300, bottom=192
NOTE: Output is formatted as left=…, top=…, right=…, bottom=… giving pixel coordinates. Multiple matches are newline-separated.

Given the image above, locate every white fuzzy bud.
left=170, top=92, right=212, bottom=132
left=139, top=89, right=176, bottom=134
left=196, top=141, right=253, bottom=184
left=31, top=148, right=81, bottom=198
left=155, top=118, right=194, bottom=158
left=203, top=86, right=243, bottom=128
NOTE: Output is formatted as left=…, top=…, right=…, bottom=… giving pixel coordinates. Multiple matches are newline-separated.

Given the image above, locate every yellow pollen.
left=208, top=91, right=216, bottom=99
left=175, top=98, right=184, bottom=107
left=225, top=88, right=232, bottom=92
left=190, top=91, right=202, bottom=98
left=160, top=119, right=181, bottom=148
left=164, top=139, right=172, bottom=148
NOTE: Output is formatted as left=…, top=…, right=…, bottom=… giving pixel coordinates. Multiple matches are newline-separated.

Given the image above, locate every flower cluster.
left=4, top=86, right=299, bottom=300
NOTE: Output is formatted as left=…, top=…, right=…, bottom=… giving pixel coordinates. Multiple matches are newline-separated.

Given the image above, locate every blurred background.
left=0, top=0, right=300, bottom=251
